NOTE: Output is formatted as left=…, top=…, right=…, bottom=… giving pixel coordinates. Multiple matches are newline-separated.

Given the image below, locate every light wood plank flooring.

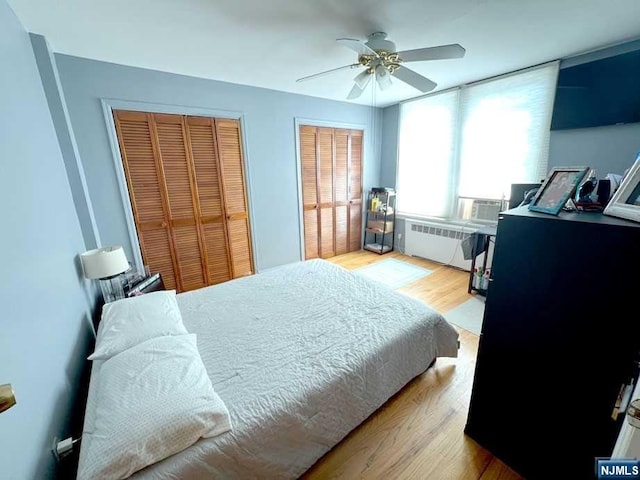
left=301, top=250, right=523, bottom=480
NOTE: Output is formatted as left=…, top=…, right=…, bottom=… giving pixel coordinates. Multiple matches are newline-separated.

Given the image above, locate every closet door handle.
left=161, top=221, right=168, bottom=228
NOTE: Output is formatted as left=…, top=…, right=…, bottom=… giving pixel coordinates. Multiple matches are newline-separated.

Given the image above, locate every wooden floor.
left=301, top=250, right=523, bottom=480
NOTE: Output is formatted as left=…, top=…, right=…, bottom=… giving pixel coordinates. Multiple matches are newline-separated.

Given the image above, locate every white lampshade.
left=375, top=64, right=392, bottom=91
left=80, top=246, right=130, bottom=279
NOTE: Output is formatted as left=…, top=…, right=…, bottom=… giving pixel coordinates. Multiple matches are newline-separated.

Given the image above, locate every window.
left=397, top=62, right=559, bottom=220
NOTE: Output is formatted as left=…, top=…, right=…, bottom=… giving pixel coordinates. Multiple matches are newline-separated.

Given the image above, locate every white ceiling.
left=8, top=0, right=640, bottom=107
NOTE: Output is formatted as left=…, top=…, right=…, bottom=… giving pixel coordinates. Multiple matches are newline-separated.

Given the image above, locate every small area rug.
left=353, top=258, right=432, bottom=290
left=443, top=296, right=485, bottom=335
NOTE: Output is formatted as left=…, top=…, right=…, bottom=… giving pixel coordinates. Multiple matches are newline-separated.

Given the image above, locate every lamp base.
left=98, top=274, right=125, bottom=303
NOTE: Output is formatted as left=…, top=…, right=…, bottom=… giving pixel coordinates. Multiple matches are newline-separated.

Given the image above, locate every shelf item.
left=363, top=188, right=396, bottom=255
left=125, top=273, right=164, bottom=297
left=364, top=243, right=392, bottom=254
left=464, top=206, right=640, bottom=479
left=466, top=226, right=497, bottom=296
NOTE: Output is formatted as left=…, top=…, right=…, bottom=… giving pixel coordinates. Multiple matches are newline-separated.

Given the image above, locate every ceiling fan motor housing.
left=365, top=32, right=396, bottom=53
left=360, top=32, right=401, bottom=74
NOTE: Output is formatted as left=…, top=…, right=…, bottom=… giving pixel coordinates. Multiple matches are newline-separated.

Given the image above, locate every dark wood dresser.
left=465, top=206, right=640, bottom=479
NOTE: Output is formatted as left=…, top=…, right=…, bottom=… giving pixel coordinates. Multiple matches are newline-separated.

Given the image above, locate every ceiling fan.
left=296, top=32, right=466, bottom=99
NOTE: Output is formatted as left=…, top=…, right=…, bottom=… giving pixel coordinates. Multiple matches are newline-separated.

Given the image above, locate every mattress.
left=83, top=259, right=459, bottom=479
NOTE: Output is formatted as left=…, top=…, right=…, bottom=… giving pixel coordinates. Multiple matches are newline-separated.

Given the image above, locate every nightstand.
left=124, top=273, right=165, bottom=297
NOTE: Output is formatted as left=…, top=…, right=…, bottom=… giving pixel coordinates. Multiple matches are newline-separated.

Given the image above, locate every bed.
left=80, top=258, right=459, bottom=479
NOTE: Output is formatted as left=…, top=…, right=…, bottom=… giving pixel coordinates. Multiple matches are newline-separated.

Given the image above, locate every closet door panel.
left=349, top=131, right=363, bottom=252
left=317, top=128, right=334, bottom=258
left=303, top=208, right=319, bottom=259
left=349, top=203, right=362, bottom=252
left=113, top=110, right=177, bottom=290
left=317, top=128, right=334, bottom=206
left=335, top=205, right=348, bottom=255
left=334, top=130, right=349, bottom=255
left=173, top=225, right=206, bottom=291
left=349, top=131, right=363, bottom=202
left=227, top=218, right=253, bottom=278
left=139, top=228, right=177, bottom=290
left=186, top=116, right=231, bottom=284
left=153, top=114, right=205, bottom=291
left=319, top=207, right=335, bottom=258
left=300, top=126, right=319, bottom=259
left=202, top=223, right=232, bottom=284
left=215, top=119, right=254, bottom=277
left=334, top=131, right=349, bottom=203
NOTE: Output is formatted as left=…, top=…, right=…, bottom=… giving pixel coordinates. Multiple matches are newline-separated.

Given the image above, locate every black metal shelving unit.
left=363, top=187, right=396, bottom=254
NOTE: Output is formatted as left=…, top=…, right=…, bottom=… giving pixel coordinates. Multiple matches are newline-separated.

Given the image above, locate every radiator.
left=405, top=219, right=476, bottom=271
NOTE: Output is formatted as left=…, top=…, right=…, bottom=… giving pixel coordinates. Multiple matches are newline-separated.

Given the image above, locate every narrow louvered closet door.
left=215, top=119, right=254, bottom=278
left=317, top=127, right=335, bottom=259
left=114, top=111, right=179, bottom=290
left=300, top=126, right=319, bottom=259
left=185, top=116, right=232, bottom=285
left=348, top=130, right=363, bottom=252
left=334, top=130, right=349, bottom=256
left=153, top=114, right=207, bottom=291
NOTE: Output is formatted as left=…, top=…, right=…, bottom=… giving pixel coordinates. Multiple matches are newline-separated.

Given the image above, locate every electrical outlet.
left=53, top=436, right=77, bottom=461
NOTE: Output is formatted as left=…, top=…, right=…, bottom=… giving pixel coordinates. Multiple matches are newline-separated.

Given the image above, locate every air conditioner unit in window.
left=458, top=198, right=503, bottom=223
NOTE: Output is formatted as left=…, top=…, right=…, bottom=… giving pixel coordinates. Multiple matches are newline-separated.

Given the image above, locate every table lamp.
left=80, top=246, right=130, bottom=303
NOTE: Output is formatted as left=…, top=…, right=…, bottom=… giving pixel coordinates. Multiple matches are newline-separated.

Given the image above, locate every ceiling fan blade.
left=392, top=66, right=437, bottom=93
left=296, top=63, right=360, bottom=83
left=336, top=38, right=378, bottom=57
left=397, top=44, right=466, bottom=63
left=347, top=75, right=371, bottom=99
left=354, top=69, right=371, bottom=89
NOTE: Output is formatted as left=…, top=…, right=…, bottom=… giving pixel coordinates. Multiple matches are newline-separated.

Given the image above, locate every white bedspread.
left=93, top=259, right=458, bottom=479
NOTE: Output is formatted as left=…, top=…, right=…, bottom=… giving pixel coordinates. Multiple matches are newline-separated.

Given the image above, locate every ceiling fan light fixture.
left=375, top=64, right=392, bottom=91
left=354, top=69, right=372, bottom=89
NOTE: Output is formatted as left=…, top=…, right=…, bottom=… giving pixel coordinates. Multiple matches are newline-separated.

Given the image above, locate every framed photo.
left=603, top=154, right=640, bottom=223
left=528, top=166, right=590, bottom=215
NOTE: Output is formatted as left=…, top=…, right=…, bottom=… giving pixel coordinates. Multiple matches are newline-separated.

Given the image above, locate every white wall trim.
left=100, top=98, right=260, bottom=273
left=293, top=117, right=368, bottom=261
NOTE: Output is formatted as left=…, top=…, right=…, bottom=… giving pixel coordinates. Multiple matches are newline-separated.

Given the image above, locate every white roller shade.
left=457, top=62, right=559, bottom=200
left=397, top=89, right=460, bottom=217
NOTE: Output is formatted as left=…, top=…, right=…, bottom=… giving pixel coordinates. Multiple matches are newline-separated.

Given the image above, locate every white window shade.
left=457, top=62, right=559, bottom=200
left=397, top=90, right=460, bottom=217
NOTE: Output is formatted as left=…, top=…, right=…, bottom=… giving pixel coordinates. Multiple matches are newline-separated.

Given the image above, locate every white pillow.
left=77, top=334, right=232, bottom=480
left=89, top=290, right=188, bottom=360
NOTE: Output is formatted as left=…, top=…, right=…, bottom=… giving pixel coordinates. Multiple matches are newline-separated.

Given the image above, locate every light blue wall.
left=30, top=34, right=101, bottom=251
left=548, top=123, right=640, bottom=176
left=55, top=55, right=383, bottom=271
left=0, top=2, right=94, bottom=479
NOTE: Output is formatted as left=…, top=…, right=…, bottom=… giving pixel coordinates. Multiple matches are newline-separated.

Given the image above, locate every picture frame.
left=603, top=154, right=640, bottom=223
left=528, top=166, right=590, bottom=215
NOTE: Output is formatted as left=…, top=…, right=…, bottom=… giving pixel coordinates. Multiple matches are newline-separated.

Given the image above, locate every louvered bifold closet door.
left=299, top=126, right=363, bottom=260
left=114, top=111, right=179, bottom=290
left=114, top=110, right=253, bottom=293
left=215, top=119, right=254, bottom=278
left=348, top=130, right=363, bottom=252
left=300, top=126, right=319, bottom=259
left=334, top=130, right=349, bottom=256
left=185, top=116, right=232, bottom=285
left=153, top=114, right=207, bottom=291
left=317, top=127, right=335, bottom=259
